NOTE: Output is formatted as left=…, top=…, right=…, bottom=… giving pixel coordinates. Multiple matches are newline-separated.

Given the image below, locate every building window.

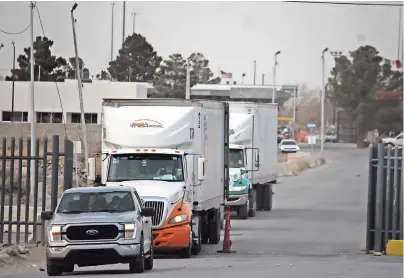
left=71, top=113, right=98, bottom=124
left=2, top=111, right=28, bottom=122
left=36, top=112, right=63, bottom=123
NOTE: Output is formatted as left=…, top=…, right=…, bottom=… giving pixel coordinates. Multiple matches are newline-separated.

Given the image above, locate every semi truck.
left=88, top=99, right=229, bottom=258
left=225, top=102, right=278, bottom=219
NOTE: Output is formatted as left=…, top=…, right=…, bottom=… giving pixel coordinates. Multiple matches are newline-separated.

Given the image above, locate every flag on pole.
left=220, top=70, right=232, bottom=79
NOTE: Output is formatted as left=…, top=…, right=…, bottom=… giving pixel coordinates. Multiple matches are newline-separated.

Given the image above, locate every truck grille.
left=65, top=225, right=118, bottom=241
left=144, top=201, right=165, bottom=226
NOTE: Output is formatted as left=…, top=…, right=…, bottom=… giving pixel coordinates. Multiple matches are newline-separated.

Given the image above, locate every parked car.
left=278, top=139, right=300, bottom=153
left=324, top=133, right=337, bottom=143
left=41, top=186, right=155, bottom=276
left=381, top=133, right=403, bottom=147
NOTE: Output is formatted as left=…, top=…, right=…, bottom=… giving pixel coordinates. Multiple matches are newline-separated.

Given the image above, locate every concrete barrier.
left=278, top=153, right=327, bottom=177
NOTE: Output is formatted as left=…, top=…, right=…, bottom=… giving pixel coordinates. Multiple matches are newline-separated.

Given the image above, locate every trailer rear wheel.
left=239, top=203, right=248, bottom=219
left=248, top=189, right=256, bottom=217
left=208, top=209, right=221, bottom=244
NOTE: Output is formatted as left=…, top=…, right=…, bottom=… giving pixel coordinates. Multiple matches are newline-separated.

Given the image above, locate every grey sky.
left=0, top=1, right=402, bottom=88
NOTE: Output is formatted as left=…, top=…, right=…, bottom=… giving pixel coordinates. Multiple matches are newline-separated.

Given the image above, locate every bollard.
left=217, top=205, right=235, bottom=253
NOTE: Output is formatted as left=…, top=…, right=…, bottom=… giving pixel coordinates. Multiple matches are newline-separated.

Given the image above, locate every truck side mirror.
left=88, top=157, right=96, bottom=181
left=197, top=157, right=206, bottom=181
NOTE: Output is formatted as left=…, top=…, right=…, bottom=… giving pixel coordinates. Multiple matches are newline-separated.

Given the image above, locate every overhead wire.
left=284, top=1, right=403, bottom=7
left=0, top=23, right=31, bottom=35
left=34, top=1, right=68, bottom=138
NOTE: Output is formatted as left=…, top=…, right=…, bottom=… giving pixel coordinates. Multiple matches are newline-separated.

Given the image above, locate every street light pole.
left=110, top=2, right=115, bottom=61
left=29, top=2, right=36, bottom=194
left=122, top=1, right=126, bottom=44
left=272, top=50, right=281, bottom=103
left=262, top=73, right=265, bottom=85
left=185, top=60, right=191, bottom=99
left=321, top=47, right=329, bottom=154
left=253, top=60, right=256, bottom=85
left=71, top=3, right=90, bottom=183
left=131, top=12, right=136, bottom=34
left=11, top=40, right=15, bottom=122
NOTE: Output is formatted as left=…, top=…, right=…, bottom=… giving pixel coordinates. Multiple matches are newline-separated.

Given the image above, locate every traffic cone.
left=217, top=205, right=236, bottom=253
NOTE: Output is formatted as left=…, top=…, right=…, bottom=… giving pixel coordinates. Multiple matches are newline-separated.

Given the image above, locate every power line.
left=34, top=2, right=46, bottom=36
left=285, top=1, right=403, bottom=7
left=0, top=23, right=31, bottom=35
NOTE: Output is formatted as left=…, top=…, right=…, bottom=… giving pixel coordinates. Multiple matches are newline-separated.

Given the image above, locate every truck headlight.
left=49, top=225, right=62, bottom=242
left=124, top=223, right=137, bottom=239
left=231, top=186, right=246, bottom=191
left=168, top=214, right=187, bottom=224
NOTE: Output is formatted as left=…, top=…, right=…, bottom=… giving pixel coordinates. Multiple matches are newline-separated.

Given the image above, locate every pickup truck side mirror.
left=142, top=207, right=154, bottom=218
left=41, top=210, right=54, bottom=221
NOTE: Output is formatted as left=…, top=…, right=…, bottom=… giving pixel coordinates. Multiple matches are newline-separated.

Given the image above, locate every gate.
left=366, top=144, right=403, bottom=253
left=0, top=135, right=74, bottom=246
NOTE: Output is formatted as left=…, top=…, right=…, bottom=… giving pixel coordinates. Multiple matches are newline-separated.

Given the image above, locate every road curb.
left=385, top=240, right=403, bottom=256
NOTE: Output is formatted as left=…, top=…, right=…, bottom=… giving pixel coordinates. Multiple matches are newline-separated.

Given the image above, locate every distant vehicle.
left=381, top=133, right=403, bottom=147
left=324, top=133, right=337, bottom=143
left=41, top=186, right=155, bottom=276
left=277, top=132, right=284, bottom=144
left=279, top=139, right=300, bottom=153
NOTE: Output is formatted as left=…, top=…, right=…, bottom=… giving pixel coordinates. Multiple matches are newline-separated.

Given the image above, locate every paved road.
left=1, top=144, right=402, bottom=277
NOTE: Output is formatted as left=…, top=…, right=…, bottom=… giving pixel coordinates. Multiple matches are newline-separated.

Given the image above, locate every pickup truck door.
left=133, top=190, right=152, bottom=252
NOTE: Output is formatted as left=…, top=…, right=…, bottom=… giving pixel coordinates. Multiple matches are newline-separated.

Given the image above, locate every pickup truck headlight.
left=231, top=186, right=246, bottom=191
left=168, top=214, right=187, bottom=224
left=49, top=225, right=62, bottom=242
left=124, top=223, right=137, bottom=239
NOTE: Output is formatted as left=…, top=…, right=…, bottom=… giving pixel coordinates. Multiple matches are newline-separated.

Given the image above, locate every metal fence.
left=366, top=144, right=403, bottom=254
left=0, top=135, right=73, bottom=246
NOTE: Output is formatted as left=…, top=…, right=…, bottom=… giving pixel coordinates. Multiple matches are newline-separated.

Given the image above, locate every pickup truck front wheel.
left=130, top=235, right=145, bottom=273
left=46, top=262, right=62, bottom=276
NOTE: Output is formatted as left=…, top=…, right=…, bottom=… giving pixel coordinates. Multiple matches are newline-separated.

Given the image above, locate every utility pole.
left=110, top=2, right=115, bottom=61
left=185, top=61, right=191, bottom=99
left=29, top=2, right=36, bottom=194
left=122, top=1, right=126, bottom=44
left=253, top=60, right=256, bottom=85
left=292, top=85, right=297, bottom=139
left=71, top=3, right=90, bottom=182
left=242, top=73, right=246, bottom=84
left=11, top=41, right=15, bottom=122
left=261, top=73, right=265, bottom=85
left=272, top=50, right=281, bottom=103
left=131, top=12, right=136, bottom=33
left=321, top=47, right=329, bottom=154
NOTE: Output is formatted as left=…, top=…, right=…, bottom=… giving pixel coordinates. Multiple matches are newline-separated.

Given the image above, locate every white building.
left=0, top=80, right=148, bottom=124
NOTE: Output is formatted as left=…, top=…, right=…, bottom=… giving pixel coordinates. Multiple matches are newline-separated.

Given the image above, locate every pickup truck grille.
left=66, top=225, right=118, bottom=241
left=144, top=201, right=165, bottom=226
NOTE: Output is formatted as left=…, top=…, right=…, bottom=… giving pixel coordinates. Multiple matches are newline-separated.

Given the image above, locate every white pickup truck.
left=381, top=133, right=403, bottom=147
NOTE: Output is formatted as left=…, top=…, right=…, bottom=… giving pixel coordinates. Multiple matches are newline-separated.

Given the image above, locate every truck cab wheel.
left=191, top=221, right=202, bottom=255
left=180, top=231, right=192, bottom=258
left=208, top=209, right=221, bottom=244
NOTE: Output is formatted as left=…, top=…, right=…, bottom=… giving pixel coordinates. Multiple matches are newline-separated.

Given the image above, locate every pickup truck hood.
left=107, top=180, right=184, bottom=201
left=52, top=211, right=135, bottom=225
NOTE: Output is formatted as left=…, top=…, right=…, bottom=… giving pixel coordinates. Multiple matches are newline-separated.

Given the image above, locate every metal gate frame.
left=366, top=144, right=403, bottom=253
left=0, top=135, right=73, bottom=246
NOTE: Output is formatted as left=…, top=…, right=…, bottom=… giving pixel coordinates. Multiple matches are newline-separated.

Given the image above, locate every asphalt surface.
left=1, top=143, right=403, bottom=277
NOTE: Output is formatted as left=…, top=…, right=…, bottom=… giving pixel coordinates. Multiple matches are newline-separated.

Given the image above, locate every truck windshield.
left=229, top=149, right=244, bottom=168
left=107, top=153, right=184, bottom=182
left=57, top=191, right=135, bottom=214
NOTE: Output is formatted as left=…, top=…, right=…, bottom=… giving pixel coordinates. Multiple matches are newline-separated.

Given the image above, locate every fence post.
left=383, top=147, right=392, bottom=247
left=374, top=143, right=385, bottom=253
left=0, top=138, right=7, bottom=243
left=366, top=144, right=375, bottom=253
left=51, top=136, right=59, bottom=212
left=64, top=138, right=74, bottom=191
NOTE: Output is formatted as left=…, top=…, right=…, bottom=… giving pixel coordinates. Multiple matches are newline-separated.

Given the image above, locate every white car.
left=382, top=133, right=403, bottom=147
left=279, top=139, right=300, bottom=153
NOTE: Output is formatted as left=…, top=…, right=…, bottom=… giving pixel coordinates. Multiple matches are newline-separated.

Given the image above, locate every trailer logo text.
left=130, top=119, right=164, bottom=128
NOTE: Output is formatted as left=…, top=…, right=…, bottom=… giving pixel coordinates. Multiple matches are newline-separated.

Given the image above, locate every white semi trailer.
left=88, top=99, right=229, bottom=258
left=225, top=102, right=278, bottom=218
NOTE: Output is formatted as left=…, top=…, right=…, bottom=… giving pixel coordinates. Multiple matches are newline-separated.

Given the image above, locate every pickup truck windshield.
left=57, top=191, right=135, bottom=214
left=107, top=153, right=184, bottom=182
left=229, top=149, right=244, bottom=168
